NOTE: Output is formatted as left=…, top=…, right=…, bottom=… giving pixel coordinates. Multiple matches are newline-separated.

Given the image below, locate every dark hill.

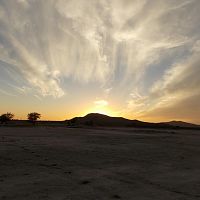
left=163, top=121, right=200, bottom=128
left=69, top=113, right=131, bottom=127
left=67, top=113, right=172, bottom=128
left=67, top=113, right=200, bottom=129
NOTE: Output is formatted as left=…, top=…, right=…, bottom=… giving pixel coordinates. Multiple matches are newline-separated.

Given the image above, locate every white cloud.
left=0, top=88, right=17, bottom=97
left=0, top=0, right=200, bottom=122
left=135, top=51, right=200, bottom=121
left=94, top=100, right=108, bottom=107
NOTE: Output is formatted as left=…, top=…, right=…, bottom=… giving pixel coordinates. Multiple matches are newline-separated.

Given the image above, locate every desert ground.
left=0, top=127, right=200, bottom=200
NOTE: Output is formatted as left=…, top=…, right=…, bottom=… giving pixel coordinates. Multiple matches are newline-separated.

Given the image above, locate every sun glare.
left=93, top=109, right=110, bottom=115
left=84, top=106, right=113, bottom=116
left=79, top=99, right=115, bottom=116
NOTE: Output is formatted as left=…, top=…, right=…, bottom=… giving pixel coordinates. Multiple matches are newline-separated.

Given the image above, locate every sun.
left=92, top=108, right=110, bottom=115
left=84, top=106, right=114, bottom=116
left=82, top=100, right=116, bottom=117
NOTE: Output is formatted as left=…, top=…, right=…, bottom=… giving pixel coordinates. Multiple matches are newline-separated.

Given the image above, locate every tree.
left=0, top=112, right=14, bottom=124
left=27, top=112, right=41, bottom=124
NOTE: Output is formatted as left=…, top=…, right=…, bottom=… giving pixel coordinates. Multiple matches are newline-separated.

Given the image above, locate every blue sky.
left=0, top=0, right=200, bottom=123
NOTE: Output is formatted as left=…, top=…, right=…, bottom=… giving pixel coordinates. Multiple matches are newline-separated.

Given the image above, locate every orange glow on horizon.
left=81, top=102, right=118, bottom=117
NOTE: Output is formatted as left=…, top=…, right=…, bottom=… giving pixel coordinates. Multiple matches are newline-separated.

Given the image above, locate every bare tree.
left=27, top=112, right=41, bottom=125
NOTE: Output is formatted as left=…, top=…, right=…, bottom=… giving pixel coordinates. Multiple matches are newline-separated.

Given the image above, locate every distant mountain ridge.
left=163, top=121, right=200, bottom=128
left=67, top=113, right=200, bottom=129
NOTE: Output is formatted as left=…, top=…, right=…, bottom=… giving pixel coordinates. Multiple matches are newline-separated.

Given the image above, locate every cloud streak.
left=0, top=0, right=200, bottom=122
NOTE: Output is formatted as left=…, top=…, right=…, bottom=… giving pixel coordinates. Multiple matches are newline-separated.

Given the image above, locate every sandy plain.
left=0, top=127, right=200, bottom=200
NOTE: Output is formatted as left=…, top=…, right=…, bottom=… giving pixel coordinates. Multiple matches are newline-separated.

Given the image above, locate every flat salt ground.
left=0, top=127, right=200, bottom=200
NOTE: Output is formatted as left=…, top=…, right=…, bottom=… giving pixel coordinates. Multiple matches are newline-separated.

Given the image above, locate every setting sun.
left=84, top=100, right=114, bottom=117
left=87, top=108, right=112, bottom=116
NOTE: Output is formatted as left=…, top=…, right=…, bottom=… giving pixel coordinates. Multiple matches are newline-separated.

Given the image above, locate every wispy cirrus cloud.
left=126, top=48, right=200, bottom=122
left=0, top=0, right=200, bottom=122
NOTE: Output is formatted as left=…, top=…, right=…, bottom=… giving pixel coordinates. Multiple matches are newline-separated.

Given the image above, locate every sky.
left=0, top=0, right=200, bottom=123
